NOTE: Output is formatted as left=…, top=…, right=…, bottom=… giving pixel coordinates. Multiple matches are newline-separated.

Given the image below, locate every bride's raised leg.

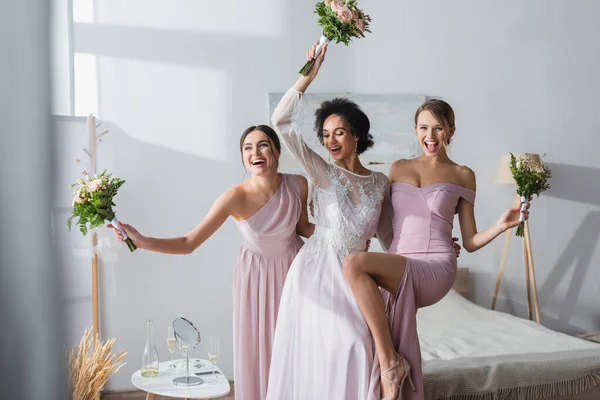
left=343, top=251, right=413, bottom=399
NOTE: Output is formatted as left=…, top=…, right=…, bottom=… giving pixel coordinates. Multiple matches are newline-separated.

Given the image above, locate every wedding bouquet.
left=67, top=170, right=136, bottom=251
left=509, top=153, right=551, bottom=237
left=299, top=0, right=371, bottom=75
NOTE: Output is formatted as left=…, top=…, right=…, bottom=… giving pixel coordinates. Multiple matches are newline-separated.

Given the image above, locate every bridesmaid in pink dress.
left=108, top=125, right=313, bottom=400
left=343, top=101, right=531, bottom=400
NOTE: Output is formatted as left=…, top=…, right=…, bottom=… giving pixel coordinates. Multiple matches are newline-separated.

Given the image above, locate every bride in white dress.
left=266, top=43, right=393, bottom=400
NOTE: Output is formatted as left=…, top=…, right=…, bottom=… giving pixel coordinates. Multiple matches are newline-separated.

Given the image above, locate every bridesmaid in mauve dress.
left=343, top=100, right=531, bottom=400
left=232, top=172, right=306, bottom=399
left=108, top=125, right=313, bottom=400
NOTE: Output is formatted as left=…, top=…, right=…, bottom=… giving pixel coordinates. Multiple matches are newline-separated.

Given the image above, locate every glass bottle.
left=141, top=319, right=159, bottom=377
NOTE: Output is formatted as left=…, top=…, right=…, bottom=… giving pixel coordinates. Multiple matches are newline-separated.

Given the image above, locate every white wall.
left=72, top=0, right=600, bottom=390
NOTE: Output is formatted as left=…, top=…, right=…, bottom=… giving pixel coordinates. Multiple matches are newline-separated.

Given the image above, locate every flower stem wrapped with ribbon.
left=509, top=153, right=551, bottom=237
left=67, top=170, right=136, bottom=252
left=299, top=0, right=371, bottom=75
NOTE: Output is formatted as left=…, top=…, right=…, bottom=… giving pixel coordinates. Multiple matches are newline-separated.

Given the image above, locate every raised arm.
left=108, top=188, right=239, bottom=255
left=271, top=42, right=329, bottom=183
left=457, top=167, right=529, bottom=252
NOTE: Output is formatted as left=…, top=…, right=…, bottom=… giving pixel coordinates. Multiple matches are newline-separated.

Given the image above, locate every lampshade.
left=495, top=153, right=541, bottom=185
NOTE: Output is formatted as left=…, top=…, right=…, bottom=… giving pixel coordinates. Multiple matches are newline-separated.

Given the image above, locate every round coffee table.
left=131, top=359, right=230, bottom=400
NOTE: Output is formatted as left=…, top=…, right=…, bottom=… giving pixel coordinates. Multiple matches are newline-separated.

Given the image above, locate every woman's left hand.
left=497, top=196, right=532, bottom=231
left=453, top=237, right=461, bottom=257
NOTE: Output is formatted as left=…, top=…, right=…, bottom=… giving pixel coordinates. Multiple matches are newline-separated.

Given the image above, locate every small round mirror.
left=173, top=317, right=201, bottom=348
left=172, top=317, right=202, bottom=386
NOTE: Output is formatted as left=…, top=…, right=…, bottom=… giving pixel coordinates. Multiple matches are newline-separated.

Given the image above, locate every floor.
left=100, top=379, right=600, bottom=400
left=101, top=383, right=235, bottom=400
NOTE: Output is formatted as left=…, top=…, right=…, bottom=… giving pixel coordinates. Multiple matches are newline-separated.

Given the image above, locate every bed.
left=417, top=269, right=600, bottom=400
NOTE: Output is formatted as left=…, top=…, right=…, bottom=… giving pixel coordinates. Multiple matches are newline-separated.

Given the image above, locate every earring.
left=355, top=141, right=358, bottom=157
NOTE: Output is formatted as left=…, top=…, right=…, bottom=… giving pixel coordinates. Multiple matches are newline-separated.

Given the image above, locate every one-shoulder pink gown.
left=232, top=173, right=305, bottom=400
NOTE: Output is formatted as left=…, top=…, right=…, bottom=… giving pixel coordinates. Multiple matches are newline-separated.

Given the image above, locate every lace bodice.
left=271, top=88, right=393, bottom=255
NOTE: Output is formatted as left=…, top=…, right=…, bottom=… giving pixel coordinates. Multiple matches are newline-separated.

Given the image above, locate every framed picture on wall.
left=268, top=92, right=426, bottom=176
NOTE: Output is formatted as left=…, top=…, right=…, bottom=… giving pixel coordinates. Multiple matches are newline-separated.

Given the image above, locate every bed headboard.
left=453, top=267, right=470, bottom=299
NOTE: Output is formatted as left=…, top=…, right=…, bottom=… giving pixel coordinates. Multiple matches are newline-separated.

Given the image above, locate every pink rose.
left=73, top=189, right=85, bottom=205
left=337, top=5, right=353, bottom=23
left=87, top=179, right=104, bottom=192
left=330, top=0, right=344, bottom=13
left=351, top=9, right=359, bottom=20
left=356, top=18, right=365, bottom=33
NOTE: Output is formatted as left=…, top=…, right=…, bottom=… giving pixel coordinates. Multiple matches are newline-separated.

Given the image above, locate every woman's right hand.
left=106, top=221, right=143, bottom=245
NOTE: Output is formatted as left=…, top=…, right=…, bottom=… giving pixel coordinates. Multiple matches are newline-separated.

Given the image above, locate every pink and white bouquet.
left=299, top=0, right=371, bottom=75
left=67, top=170, right=136, bottom=251
left=509, top=153, right=551, bottom=237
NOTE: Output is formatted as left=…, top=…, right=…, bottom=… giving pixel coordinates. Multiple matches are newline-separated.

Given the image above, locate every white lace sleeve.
left=271, top=87, right=328, bottom=185
left=376, top=179, right=393, bottom=252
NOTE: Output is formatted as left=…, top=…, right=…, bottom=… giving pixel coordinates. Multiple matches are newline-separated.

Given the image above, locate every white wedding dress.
left=265, top=88, right=392, bottom=400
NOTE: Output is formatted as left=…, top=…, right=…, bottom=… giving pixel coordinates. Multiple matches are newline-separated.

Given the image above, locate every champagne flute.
left=167, top=326, right=177, bottom=371
left=208, top=335, right=220, bottom=381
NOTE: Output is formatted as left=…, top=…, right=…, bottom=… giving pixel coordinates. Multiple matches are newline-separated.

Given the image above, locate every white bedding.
left=416, top=290, right=600, bottom=400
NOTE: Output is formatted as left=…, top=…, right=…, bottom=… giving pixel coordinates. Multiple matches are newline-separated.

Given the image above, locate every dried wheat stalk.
left=69, top=328, right=127, bottom=400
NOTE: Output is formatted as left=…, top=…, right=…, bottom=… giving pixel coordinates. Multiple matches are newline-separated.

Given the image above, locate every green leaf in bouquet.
left=90, top=216, right=105, bottom=230
left=79, top=219, right=89, bottom=236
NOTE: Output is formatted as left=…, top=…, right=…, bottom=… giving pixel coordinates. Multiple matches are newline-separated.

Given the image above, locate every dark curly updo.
left=314, top=98, right=374, bottom=155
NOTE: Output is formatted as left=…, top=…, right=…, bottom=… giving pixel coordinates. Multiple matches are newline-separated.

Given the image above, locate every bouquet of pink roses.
left=299, top=0, right=371, bottom=75
left=67, top=170, right=136, bottom=251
